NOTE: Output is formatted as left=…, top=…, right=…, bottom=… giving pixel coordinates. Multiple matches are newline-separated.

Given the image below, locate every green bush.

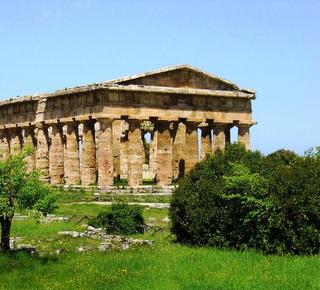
left=88, top=203, right=145, bottom=235
left=169, top=144, right=320, bottom=255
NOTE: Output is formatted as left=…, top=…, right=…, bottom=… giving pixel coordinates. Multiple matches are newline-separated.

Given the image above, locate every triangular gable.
left=106, top=65, right=241, bottom=91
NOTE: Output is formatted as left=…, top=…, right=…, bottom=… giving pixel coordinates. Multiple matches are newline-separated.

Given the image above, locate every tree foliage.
left=88, top=203, right=145, bottom=235
left=170, top=144, right=320, bottom=255
left=0, top=147, right=57, bottom=252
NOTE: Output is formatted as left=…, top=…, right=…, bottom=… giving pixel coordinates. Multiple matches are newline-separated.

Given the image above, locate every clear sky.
left=0, top=0, right=319, bottom=154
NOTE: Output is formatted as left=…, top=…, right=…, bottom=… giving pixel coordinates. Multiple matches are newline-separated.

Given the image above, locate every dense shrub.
left=170, top=144, right=320, bottom=255
left=89, top=203, right=145, bottom=235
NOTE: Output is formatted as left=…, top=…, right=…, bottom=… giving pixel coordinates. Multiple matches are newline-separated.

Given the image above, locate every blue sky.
left=0, top=0, right=319, bottom=154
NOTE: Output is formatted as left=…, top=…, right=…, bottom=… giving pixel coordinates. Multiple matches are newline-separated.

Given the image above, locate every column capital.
left=213, top=122, right=232, bottom=128
left=97, top=118, right=113, bottom=130
left=237, top=123, right=253, bottom=129
left=50, top=121, right=63, bottom=128
left=34, top=122, right=47, bottom=129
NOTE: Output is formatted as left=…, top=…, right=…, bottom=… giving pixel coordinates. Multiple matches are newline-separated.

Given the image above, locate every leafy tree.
left=170, top=143, right=320, bottom=255
left=266, top=149, right=299, bottom=165
left=0, top=147, right=57, bottom=252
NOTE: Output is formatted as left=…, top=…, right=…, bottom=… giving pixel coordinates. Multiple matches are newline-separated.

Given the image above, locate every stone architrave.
left=200, top=125, right=212, bottom=160
left=35, top=124, right=50, bottom=183
left=9, top=128, right=22, bottom=154
left=172, top=121, right=186, bottom=180
left=185, top=122, right=199, bottom=173
left=127, top=119, right=144, bottom=186
left=81, top=121, right=97, bottom=186
left=23, top=126, right=36, bottom=172
left=96, top=119, right=114, bottom=187
left=0, top=130, right=10, bottom=159
left=64, top=122, right=80, bottom=185
left=49, top=124, right=64, bottom=185
left=238, top=124, right=251, bottom=150
left=155, top=121, right=173, bottom=185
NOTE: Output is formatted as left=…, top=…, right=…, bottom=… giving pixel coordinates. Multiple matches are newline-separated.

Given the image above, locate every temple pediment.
left=107, top=65, right=248, bottom=92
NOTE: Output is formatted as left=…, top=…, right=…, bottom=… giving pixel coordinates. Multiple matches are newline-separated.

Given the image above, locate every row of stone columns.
left=0, top=119, right=251, bottom=187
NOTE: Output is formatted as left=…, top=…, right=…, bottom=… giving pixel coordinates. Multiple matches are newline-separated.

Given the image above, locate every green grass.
left=1, top=203, right=319, bottom=289
left=1, top=232, right=320, bottom=290
left=55, top=203, right=108, bottom=216
left=12, top=220, right=84, bottom=239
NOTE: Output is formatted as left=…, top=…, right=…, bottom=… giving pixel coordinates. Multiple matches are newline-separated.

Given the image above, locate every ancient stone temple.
left=0, top=65, right=256, bottom=187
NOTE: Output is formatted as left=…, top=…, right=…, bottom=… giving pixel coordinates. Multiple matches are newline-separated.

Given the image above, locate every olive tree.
left=0, top=148, right=57, bottom=252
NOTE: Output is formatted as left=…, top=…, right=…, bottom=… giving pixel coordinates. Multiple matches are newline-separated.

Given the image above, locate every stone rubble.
left=58, top=226, right=154, bottom=252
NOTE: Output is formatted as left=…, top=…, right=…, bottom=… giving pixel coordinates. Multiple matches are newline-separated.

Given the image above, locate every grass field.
left=1, top=191, right=320, bottom=290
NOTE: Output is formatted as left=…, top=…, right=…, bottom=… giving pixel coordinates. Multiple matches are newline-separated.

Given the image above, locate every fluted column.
left=200, top=126, right=212, bottom=160
left=213, top=123, right=227, bottom=153
left=238, top=124, right=251, bottom=150
left=127, top=119, right=144, bottom=186
left=97, top=119, right=114, bottom=187
left=0, top=130, right=10, bottom=159
left=149, top=131, right=157, bottom=178
left=81, top=120, right=97, bottom=186
left=172, top=121, right=186, bottom=180
left=23, top=126, right=36, bottom=172
left=155, top=121, right=173, bottom=185
left=120, top=129, right=129, bottom=180
left=112, top=119, right=122, bottom=181
left=64, top=122, right=80, bottom=185
left=35, top=124, right=50, bottom=183
left=49, top=124, right=64, bottom=185
left=0, top=130, right=9, bottom=159
left=185, top=122, right=199, bottom=173
left=9, top=128, right=22, bottom=154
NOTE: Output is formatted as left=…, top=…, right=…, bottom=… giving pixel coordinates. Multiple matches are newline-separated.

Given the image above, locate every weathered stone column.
left=200, top=125, right=212, bottom=160
left=213, top=123, right=227, bottom=153
left=155, top=121, right=173, bottom=185
left=127, top=119, right=144, bottom=186
left=120, top=128, right=129, bottom=180
left=172, top=121, right=186, bottom=180
left=0, top=130, right=10, bottom=159
left=23, top=126, right=36, bottom=172
left=49, top=124, right=64, bottom=185
left=185, top=122, right=199, bottom=173
left=81, top=120, right=97, bottom=186
left=149, top=130, right=158, bottom=179
left=64, top=122, right=80, bottom=185
left=96, top=119, right=114, bottom=187
left=238, top=124, right=251, bottom=150
left=9, top=128, right=22, bottom=154
left=112, top=119, right=122, bottom=181
left=35, top=123, right=50, bottom=183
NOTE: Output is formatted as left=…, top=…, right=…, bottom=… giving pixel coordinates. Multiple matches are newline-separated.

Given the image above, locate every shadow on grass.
left=0, top=250, right=59, bottom=272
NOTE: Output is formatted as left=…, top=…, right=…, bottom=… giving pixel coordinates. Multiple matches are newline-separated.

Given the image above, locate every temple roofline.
left=0, top=64, right=256, bottom=107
